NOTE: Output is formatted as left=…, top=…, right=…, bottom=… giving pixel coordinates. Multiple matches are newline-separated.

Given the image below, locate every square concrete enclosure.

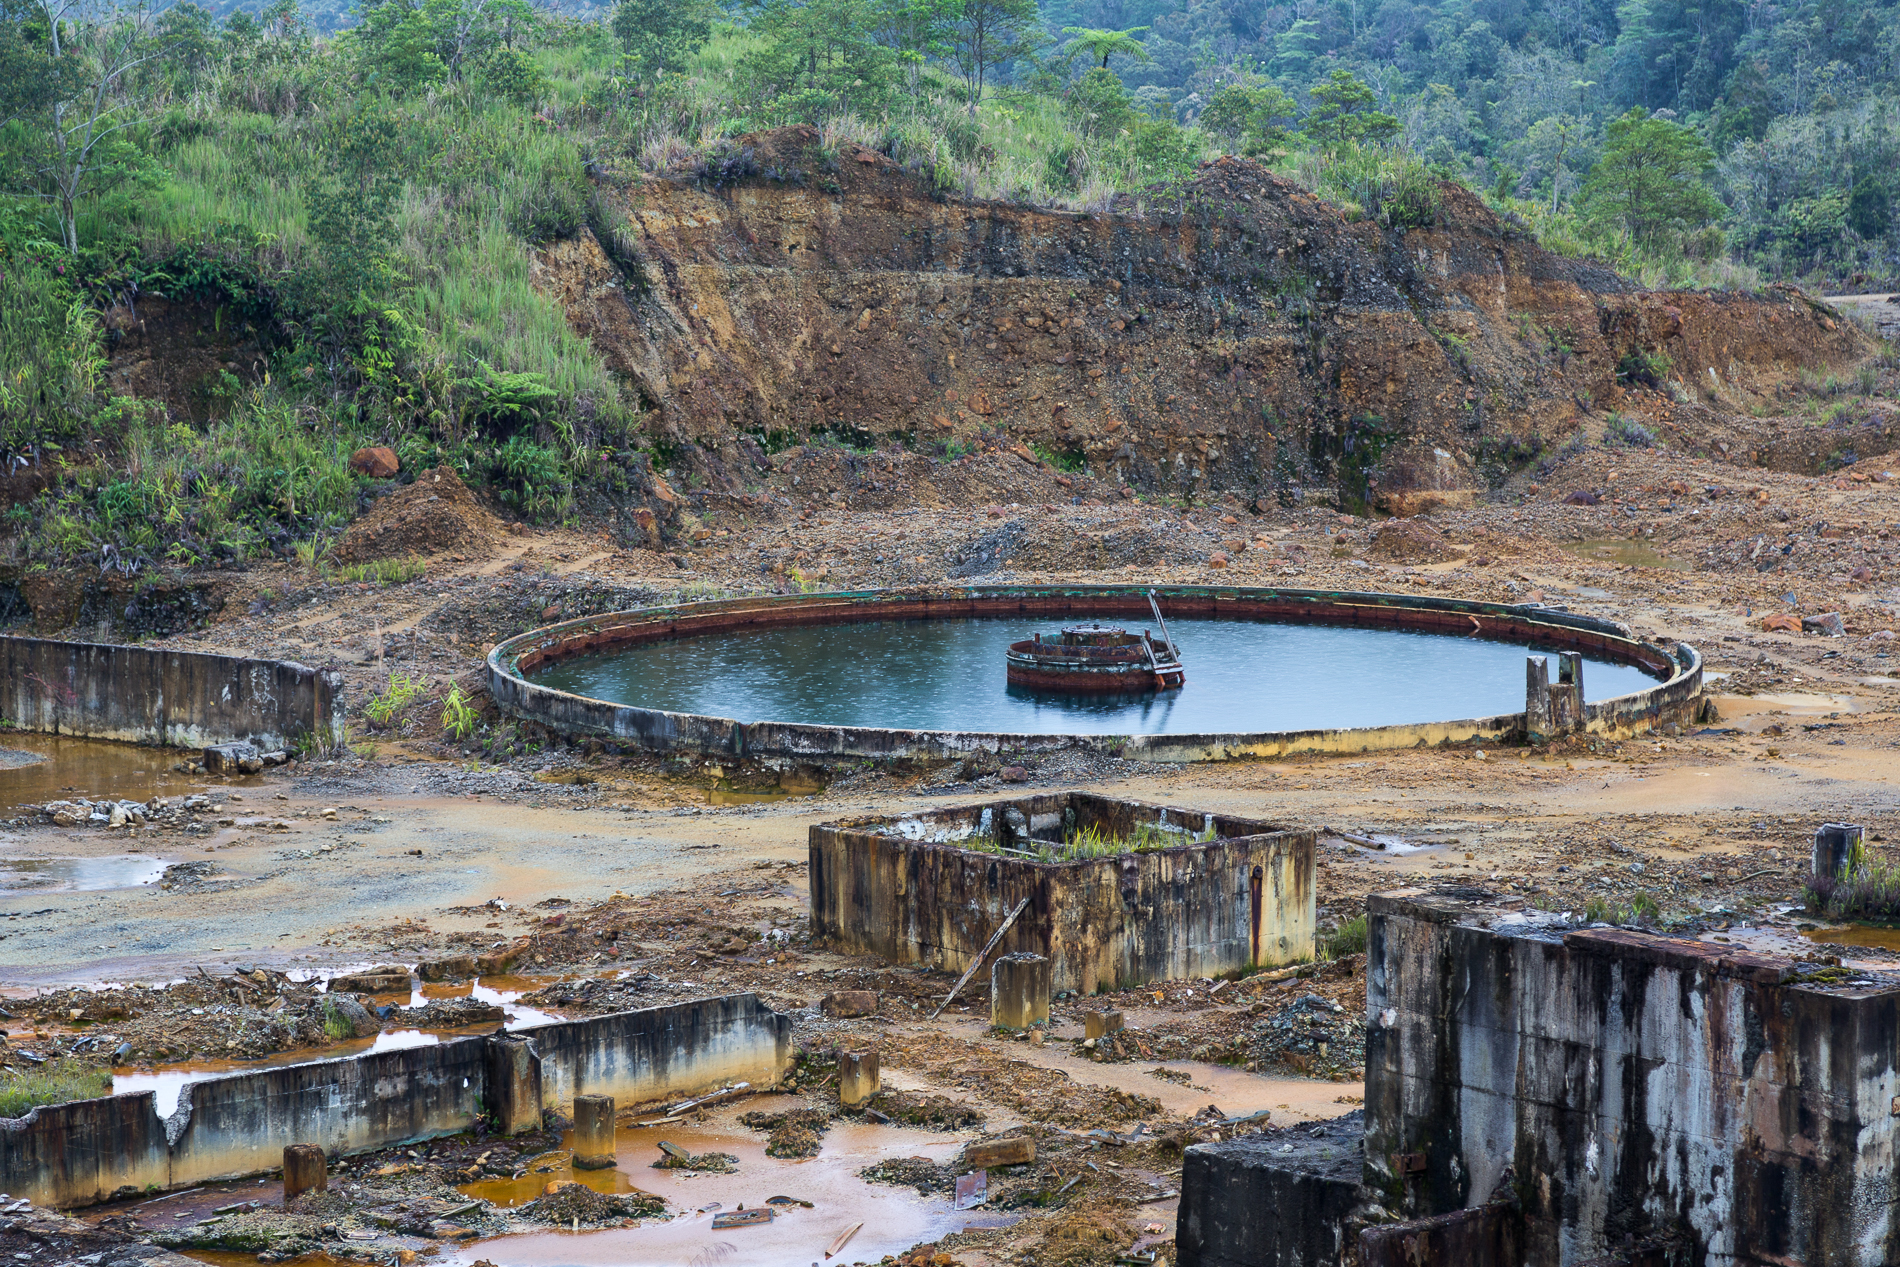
left=809, top=793, right=1315, bottom=992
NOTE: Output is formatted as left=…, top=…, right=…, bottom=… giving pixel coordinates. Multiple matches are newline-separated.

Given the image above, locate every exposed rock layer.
left=540, top=126, right=1872, bottom=512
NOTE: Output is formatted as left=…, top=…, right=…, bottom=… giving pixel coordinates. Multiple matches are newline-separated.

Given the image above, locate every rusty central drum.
left=1005, top=624, right=1185, bottom=694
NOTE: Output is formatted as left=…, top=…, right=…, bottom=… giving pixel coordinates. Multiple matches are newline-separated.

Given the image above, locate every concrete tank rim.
left=482, top=584, right=1702, bottom=762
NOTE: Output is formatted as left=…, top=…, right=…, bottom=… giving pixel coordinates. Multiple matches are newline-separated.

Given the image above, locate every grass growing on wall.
left=0, top=1060, right=112, bottom=1118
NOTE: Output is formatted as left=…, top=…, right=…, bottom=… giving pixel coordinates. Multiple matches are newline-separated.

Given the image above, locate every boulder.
left=820, top=990, right=879, bottom=1018
left=1803, top=611, right=1847, bottom=636
left=350, top=446, right=401, bottom=479
left=322, top=995, right=379, bottom=1038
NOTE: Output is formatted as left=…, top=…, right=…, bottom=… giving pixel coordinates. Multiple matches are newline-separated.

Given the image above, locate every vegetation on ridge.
left=0, top=0, right=1893, bottom=576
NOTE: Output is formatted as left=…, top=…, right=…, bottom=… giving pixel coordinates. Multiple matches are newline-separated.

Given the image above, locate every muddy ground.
left=11, top=396, right=1900, bottom=1264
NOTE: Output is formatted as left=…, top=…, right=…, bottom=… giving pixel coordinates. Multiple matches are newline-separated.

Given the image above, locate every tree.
left=743, top=0, right=898, bottom=120
left=1302, top=69, right=1398, bottom=153
left=946, top=0, right=1039, bottom=117
left=1200, top=80, right=1297, bottom=159
left=1059, top=25, right=1149, bottom=70
left=612, top=0, right=713, bottom=81
left=3, top=0, right=173, bottom=252
left=1581, top=106, right=1724, bottom=251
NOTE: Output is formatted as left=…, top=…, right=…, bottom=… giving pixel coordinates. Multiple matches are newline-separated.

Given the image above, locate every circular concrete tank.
left=484, top=585, right=1703, bottom=763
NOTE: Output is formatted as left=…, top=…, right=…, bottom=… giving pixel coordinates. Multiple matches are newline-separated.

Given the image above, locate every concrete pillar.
left=283, top=1144, right=326, bottom=1200
left=991, top=952, right=1050, bottom=1030
left=1814, top=823, right=1864, bottom=881
left=1084, top=1010, right=1124, bottom=1041
left=839, top=1049, right=881, bottom=1107
left=1550, top=652, right=1584, bottom=733
left=486, top=1035, right=542, bottom=1135
left=572, top=1095, right=616, bottom=1169
left=1524, top=657, right=1552, bottom=743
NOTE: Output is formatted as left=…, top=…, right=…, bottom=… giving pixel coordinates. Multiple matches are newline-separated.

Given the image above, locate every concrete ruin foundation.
left=1177, top=891, right=1900, bottom=1266
left=0, top=994, right=790, bottom=1209
left=809, top=793, right=1315, bottom=992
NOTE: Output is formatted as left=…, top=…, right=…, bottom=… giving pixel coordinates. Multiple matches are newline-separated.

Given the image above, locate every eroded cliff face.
left=537, top=125, right=1871, bottom=513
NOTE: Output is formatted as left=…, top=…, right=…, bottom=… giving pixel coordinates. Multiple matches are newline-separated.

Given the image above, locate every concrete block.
left=821, top=990, right=878, bottom=1018
left=1359, top=1204, right=1519, bottom=1267
left=328, top=968, right=410, bottom=994
left=1084, top=1010, right=1124, bottom=1041
left=964, top=1136, right=1035, bottom=1169
left=1176, top=1112, right=1363, bottom=1267
left=487, top=1035, right=542, bottom=1136
left=839, top=1049, right=880, bottom=1107
left=1524, top=656, right=1552, bottom=742
left=202, top=742, right=260, bottom=775
left=571, top=1095, right=616, bottom=1169
left=1813, top=822, right=1863, bottom=880
left=419, top=955, right=477, bottom=983
left=282, top=1144, right=326, bottom=1201
left=991, top=952, right=1050, bottom=1030
left=476, top=945, right=524, bottom=975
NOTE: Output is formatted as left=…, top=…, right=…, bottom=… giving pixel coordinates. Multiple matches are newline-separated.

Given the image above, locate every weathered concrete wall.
left=0, top=994, right=790, bottom=1209
left=0, top=635, right=345, bottom=751
left=1364, top=893, right=1900, bottom=1267
left=1176, top=1113, right=1365, bottom=1267
left=810, top=793, right=1315, bottom=991
left=487, top=585, right=1701, bottom=763
left=523, top=993, right=793, bottom=1111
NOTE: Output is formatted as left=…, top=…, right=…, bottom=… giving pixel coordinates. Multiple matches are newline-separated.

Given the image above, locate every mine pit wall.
left=0, top=635, right=345, bottom=752
left=809, top=796, right=1315, bottom=992
left=1365, top=894, right=1900, bottom=1267
left=0, top=995, right=790, bottom=1210
left=488, top=585, right=1702, bottom=764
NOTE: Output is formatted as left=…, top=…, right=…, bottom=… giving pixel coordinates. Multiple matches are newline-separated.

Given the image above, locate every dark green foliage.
left=1200, top=80, right=1298, bottom=160
left=305, top=104, right=405, bottom=317
left=1614, top=351, right=1671, bottom=389
left=487, top=434, right=568, bottom=518
left=1303, top=70, right=1398, bottom=154
left=612, top=0, right=712, bottom=81
left=1581, top=109, right=1723, bottom=252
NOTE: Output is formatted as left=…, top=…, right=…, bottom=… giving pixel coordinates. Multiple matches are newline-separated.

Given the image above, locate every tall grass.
left=0, top=257, right=104, bottom=450
left=0, top=1060, right=112, bottom=1118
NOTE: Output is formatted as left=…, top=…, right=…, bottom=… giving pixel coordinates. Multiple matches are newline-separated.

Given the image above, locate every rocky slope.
left=539, top=126, right=1874, bottom=516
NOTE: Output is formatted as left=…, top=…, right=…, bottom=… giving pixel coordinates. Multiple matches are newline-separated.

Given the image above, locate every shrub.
left=1324, top=914, right=1368, bottom=959
left=1616, top=349, right=1671, bottom=388
left=1604, top=413, right=1656, bottom=448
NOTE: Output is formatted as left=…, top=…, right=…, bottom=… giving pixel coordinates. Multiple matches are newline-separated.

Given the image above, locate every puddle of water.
left=0, top=732, right=234, bottom=811
left=462, top=1130, right=661, bottom=1208
left=1802, top=925, right=1900, bottom=952
left=534, top=616, right=1661, bottom=736
left=1561, top=538, right=1691, bottom=570
left=402, top=975, right=564, bottom=1030
left=0, top=855, right=167, bottom=893
left=452, top=1119, right=1008, bottom=1267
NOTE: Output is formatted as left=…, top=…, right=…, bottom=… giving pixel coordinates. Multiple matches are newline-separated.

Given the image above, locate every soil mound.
left=1367, top=520, right=1458, bottom=564
left=332, top=466, right=502, bottom=564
